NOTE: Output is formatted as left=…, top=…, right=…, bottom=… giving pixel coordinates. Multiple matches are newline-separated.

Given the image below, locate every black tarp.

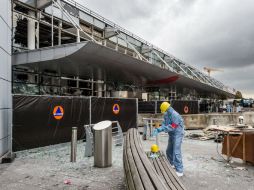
left=138, top=101, right=156, bottom=114
left=170, top=100, right=199, bottom=114
left=13, top=95, right=90, bottom=151
left=91, top=97, right=137, bottom=132
left=139, top=100, right=199, bottom=114
left=13, top=95, right=137, bottom=151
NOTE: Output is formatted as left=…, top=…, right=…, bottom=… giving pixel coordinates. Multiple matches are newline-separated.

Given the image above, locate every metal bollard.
left=71, top=127, right=77, bottom=162
left=93, top=121, right=112, bottom=168
left=84, top=125, right=93, bottom=157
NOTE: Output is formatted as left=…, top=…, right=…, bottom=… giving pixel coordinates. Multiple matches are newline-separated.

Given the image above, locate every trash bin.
left=93, top=120, right=112, bottom=167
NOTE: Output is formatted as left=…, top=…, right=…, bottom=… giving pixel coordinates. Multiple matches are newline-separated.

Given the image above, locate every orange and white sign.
left=112, top=104, right=120, bottom=115
left=184, top=106, right=189, bottom=114
left=53, top=106, right=64, bottom=120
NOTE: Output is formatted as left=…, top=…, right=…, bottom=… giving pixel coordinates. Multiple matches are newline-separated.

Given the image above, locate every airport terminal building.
left=12, top=0, right=234, bottom=101
left=1, top=0, right=236, bottom=158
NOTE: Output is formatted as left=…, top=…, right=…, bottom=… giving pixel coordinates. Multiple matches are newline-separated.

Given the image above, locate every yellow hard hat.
left=160, top=102, right=170, bottom=113
left=151, top=144, right=159, bottom=153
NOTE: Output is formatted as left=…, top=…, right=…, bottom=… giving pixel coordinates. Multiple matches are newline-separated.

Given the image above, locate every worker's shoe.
left=170, top=165, right=175, bottom=169
left=176, top=171, right=183, bottom=177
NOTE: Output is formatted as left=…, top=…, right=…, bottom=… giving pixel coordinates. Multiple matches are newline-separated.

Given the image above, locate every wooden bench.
left=123, top=128, right=186, bottom=190
left=149, top=153, right=186, bottom=190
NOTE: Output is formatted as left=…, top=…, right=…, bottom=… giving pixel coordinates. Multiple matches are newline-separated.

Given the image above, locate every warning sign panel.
left=184, top=105, right=189, bottom=114
left=112, top=104, right=120, bottom=115
left=53, top=106, right=64, bottom=120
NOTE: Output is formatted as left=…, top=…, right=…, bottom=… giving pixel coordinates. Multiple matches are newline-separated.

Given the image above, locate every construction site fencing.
left=13, top=95, right=137, bottom=151
left=138, top=100, right=199, bottom=115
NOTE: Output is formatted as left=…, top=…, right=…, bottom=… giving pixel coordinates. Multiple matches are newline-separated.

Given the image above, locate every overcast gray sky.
left=77, top=0, right=254, bottom=98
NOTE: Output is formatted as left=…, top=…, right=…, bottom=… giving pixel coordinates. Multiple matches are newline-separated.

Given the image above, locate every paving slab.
left=142, top=131, right=254, bottom=190
left=0, top=141, right=125, bottom=190
left=1, top=130, right=254, bottom=190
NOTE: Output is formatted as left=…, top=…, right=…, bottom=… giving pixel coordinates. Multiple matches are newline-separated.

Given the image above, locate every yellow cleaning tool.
left=151, top=144, right=159, bottom=153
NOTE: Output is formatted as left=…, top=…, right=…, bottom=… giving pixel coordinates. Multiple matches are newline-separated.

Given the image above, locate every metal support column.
left=58, top=21, right=62, bottom=45
left=77, top=28, right=80, bottom=42
left=27, top=11, right=35, bottom=50
left=35, top=11, right=40, bottom=49
left=51, top=3, right=54, bottom=47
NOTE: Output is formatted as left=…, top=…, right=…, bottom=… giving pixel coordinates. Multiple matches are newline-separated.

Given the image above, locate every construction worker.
left=153, top=102, right=185, bottom=177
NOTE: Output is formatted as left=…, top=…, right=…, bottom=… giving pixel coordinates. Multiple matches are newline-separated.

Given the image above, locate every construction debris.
left=234, top=167, right=247, bottom=171
left=205, top=124, right=253, bottom=132
left=185, top=129, right=215, bottom=141
left=204, top=125, right=237, bottom=132
left=64, top=179, right=71, bottom=185
left=186, top=124, right=254, bottom=142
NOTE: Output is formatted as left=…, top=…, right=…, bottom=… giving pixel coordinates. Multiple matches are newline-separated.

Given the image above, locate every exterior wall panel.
left=0, top=80, right=9, bottom=109
left=0, top=49, right=9, bottom=80
left=79, top=11, right=93, bottom=25
left=0, top=19, right=9, bottom=52
left=0, top=138, right=8, bottom=158
left=45, top=5, right=79, bottom=25
left=0, top=0, right=11, bottom=159
left=0, top=109, right=8, bottom=140
left=94, top=18, right=105, bottom=29
left=0, top=0, right=8, bottom=21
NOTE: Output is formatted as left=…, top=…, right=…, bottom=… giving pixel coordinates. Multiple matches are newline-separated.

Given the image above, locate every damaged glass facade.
left=12, top=0, right=234, bottom=100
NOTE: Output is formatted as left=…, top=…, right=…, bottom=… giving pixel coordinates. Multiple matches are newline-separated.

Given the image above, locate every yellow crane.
left=203, top=67, right=224, bottom=76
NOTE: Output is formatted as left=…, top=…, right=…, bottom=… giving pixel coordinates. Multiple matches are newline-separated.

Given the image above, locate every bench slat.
left=124, top=131, right=136, bottom=190
left=126, top=131, right=145, bottom=190
left=152, top=158, right=171, bottom=189
left=129, top=129, right=155, bottom=190
left=160, top=156, right=186, bottom=190
left=132, top=129, right=168, bottom=190
left=124, top=155, right=132, bottom=190
left=155, top=157, right=177, bottom=190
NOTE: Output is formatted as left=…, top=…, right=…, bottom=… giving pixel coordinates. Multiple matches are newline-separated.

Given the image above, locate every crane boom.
left=203, top=67, right=224, bottom=76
